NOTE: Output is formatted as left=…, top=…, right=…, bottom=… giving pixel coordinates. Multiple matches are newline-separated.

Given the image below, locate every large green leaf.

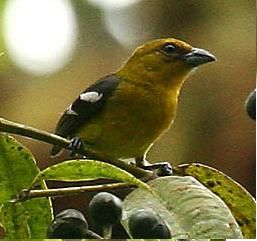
left=30, top=159, right=151, bottom=192
left=175, top=163, right=256, bottom=238
left=0, top=202, right=30, bottom=238
left=0, top=133, right=52, bottom=238
left=122, top=176, right=243, bottom=239
left=6, top=239, right=62, bottom=241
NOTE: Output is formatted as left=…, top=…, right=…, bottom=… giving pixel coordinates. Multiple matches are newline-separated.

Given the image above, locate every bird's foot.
left=143, top=162, right=173, bottom=176
left=68, top=137, right=87, bottom=158
left=135, top=157, right=173, bottom=176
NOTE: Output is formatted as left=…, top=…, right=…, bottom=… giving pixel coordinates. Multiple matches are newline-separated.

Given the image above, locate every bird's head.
left=118, top=38, right=216, bottom=89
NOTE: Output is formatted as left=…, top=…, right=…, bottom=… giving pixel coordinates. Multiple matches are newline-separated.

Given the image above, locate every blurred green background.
left=0, top=0, right=255, bottom=199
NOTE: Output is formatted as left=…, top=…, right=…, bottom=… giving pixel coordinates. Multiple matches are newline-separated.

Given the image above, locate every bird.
left=51, top=38, right=216, bottom=170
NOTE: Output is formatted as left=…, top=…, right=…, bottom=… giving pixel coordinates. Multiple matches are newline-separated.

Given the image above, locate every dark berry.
left=89, top=192, right=122, bottom=226
left=128, top=209, right=171, bottom=238
left=47, top=209, right=88, bottom=238
left=245, top=89, right=256, bottom=120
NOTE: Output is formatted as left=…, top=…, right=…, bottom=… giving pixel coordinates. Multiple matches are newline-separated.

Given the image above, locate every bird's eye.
left=160, top=43, right=176, bottom=55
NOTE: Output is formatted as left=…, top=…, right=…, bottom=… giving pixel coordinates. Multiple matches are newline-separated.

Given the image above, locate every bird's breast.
left=105, top=81, right=178, bottom=147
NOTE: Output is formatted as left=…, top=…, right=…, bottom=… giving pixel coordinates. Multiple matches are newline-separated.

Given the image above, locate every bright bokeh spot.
left=87, top=0, right=141, bottom=10
left=3, top=0, right=78, bottom=75
left=87, top=0, right=143, bottom=47
left=103, top=8, right=149, bottom=47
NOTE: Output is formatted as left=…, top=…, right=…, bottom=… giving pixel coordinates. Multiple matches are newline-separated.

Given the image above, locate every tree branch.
left=0, top=117, right=70, bottom=147
left=0, top=117, right=153, bottom=179
left=17, top=182, right=133, bottom=201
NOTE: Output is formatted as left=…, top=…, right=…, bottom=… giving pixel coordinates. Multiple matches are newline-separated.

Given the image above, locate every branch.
left=0, top=117, right=70, bottom=147
left=0, top=117, right=153, bottom=179
left=16, top=182, right=133, bottom=202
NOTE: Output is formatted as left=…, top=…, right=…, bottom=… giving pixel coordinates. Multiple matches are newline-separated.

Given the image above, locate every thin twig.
left=0, top=117, right=153, bottom=179
left=17, top=182, right=133, bottom=202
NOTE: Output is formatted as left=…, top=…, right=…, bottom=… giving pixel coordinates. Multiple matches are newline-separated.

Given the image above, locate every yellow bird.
left=51, top=38, right=216, bottom=171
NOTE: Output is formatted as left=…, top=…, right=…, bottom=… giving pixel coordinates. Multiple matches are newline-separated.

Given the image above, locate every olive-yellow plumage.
left=51, top=38, right=216, bottom=166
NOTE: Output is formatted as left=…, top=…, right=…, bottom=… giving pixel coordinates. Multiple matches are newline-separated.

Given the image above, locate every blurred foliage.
left=0, top=0, right=255, bottom=215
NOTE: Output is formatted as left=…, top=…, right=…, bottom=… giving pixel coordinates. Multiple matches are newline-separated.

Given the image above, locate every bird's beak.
left=184, top=47, right=216, bottom=67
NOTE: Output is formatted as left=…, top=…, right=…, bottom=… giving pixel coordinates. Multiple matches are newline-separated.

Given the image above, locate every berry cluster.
left=47, top=192, right=171, bottom=239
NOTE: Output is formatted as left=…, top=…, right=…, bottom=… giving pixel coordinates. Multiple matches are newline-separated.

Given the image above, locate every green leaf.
left=5, top=240, right=62, bottom=241
left=31, top=159, right=150, bottom=192
left=0, top=203, right=30, bottom=238
left=0, top=133, right=52, bottom=238
left=122, top=176, right=243, bottom=239
left=176, top=163, right=256, bottom=238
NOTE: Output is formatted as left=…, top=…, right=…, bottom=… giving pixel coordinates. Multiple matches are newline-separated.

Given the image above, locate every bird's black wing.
left=51, top=74, right=120, bottom=156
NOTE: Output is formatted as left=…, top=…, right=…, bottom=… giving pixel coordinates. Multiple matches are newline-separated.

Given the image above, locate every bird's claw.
left=156, top=162, right=173, bottom=176
left=139, top=161, right=173, bottom=176
left=69, top=137, right=86, bottom=158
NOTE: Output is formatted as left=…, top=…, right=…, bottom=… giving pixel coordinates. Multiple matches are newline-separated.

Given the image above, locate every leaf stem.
left=0, top=117, right=153, bottom=179
left=17, top=182, right=134, bottom=202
